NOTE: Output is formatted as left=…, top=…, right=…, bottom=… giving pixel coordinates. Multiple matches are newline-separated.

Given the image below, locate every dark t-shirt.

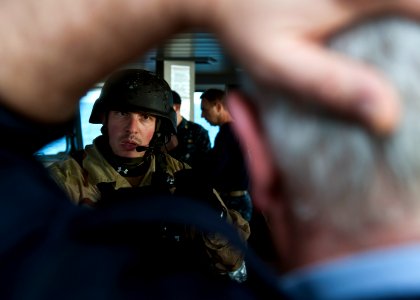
left=208, top=122, right=249, bottom=193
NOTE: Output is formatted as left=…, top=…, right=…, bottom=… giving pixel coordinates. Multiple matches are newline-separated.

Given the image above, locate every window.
left=36, top=88, right=102, bottom=156
left=35, top=136, right=68, bottom=155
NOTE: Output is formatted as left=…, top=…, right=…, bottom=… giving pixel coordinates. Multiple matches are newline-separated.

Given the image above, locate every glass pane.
left=36, top=88, right=102, bottom=155
left=36, top=136, right=67, bottom=155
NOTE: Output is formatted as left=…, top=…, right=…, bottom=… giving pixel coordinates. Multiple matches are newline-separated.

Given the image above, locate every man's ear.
left=214, top=101, right=222, bottom=113
left=227, top=91, right=280, bottom=212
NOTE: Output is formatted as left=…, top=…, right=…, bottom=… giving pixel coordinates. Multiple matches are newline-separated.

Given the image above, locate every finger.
left=246, top=38, right=401, bottom=136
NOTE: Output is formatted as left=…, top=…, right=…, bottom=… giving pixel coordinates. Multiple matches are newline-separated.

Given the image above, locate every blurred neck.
left=177, top=113, right=183, bottom=126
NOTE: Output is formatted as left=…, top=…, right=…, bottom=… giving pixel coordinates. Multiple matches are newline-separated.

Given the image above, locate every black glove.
left=95, top=182, right=170, bottom=208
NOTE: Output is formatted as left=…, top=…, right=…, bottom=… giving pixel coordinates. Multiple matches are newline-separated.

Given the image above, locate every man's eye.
left=118, top=111, right=129, bottom=116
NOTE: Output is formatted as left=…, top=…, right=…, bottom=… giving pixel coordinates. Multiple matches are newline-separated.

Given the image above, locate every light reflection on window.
left=36, top=89, right=102, bottom=155
left=36, top=136, right=67, bottom=155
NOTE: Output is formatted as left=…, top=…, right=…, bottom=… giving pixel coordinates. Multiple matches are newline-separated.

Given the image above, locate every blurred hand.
left=210, top=0, right=420, bottom=135
left=1, top=0, right=420, bottom=133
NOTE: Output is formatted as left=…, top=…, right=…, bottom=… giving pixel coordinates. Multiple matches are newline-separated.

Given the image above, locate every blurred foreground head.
left=241, top=17, right=420, bottom=266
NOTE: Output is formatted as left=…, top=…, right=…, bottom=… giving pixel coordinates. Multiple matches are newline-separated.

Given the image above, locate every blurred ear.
left=214, top=101, right=222, bottom=113
left=173, top=103, right=181, bottom=112
left=227, top=91, right=280, bottom=212
left=229, top=92, right=297, bottom=263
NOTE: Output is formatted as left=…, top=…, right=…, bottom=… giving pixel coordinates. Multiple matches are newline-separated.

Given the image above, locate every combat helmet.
left=89, top=69, right=176, bottom=146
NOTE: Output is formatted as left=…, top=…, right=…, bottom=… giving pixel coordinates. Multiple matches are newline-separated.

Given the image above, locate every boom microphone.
left=136, top=146, right=150, bottom=152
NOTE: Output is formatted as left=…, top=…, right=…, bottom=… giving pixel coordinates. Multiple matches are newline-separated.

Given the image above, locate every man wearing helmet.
left=48, top=68, right=250, bottom=279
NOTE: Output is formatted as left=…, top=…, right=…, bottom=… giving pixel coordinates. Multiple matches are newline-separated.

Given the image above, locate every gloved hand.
left=95, top=182, right=169, bottom=208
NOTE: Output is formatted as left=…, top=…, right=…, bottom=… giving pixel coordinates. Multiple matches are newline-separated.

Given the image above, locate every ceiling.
left=134, top=32, right=240, bottom=87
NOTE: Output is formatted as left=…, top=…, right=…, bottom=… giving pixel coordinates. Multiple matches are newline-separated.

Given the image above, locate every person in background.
left=49, top=68, right=250, bottom=279
left=168, top=90, right=211, bottom=167
left=0, top=0, right=417, bottom=298
left=230, top=17, right=420, bottom=300
left=200, top=88, right=253, bottom=222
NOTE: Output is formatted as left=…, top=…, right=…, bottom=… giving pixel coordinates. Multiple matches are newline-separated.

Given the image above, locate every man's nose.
left=126, top=115, right=138, bottom=132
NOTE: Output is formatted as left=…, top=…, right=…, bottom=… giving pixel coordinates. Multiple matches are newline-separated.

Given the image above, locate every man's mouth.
left=120, top=141, right=138, bottom=151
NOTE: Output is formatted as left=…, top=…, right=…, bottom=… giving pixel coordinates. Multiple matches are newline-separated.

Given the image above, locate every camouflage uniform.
left=49, top=138, right=250, bottom=273
left=168, top=117, right=210, bottom=167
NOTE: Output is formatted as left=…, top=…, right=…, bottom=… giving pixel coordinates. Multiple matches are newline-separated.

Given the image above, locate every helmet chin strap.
left=136, top=133, right=171, bottom=154
left=136, top=145, right=153, bottom=153
left=138, top=118, right=171, bottom=155
left=134, top=118, right=161, bottom=156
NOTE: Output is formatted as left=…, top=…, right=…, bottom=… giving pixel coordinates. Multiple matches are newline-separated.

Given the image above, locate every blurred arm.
left=0, top=0, right=419, bottom=133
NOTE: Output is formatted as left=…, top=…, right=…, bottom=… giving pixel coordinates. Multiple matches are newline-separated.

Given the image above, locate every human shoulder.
left=163, top=153, right=191, bottom=171
left=220, top=122, right=233, bottom=132
left=185, top=120, right=210, bottom=142
left=48, top=155, right=83, bottom=176
left=186, top=119, right=207, bottom=131
left=48, top=143, right=115, bottom=183
left=213, top=122, right=232, bottom=141
left=47, top=143, right=95, bottom=170
left=220, top=122, right=240, bottom=143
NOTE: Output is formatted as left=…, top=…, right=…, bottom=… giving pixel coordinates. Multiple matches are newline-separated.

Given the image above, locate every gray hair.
left=247, top=18, right=420, bottom=234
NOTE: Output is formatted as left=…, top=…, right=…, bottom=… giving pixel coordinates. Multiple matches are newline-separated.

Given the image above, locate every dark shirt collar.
left=177, top=117, right=188, bottom=129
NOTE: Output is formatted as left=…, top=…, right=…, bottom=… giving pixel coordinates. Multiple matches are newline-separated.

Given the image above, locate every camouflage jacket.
left=48, top=141, right=250, bottom=273
left=168, top=117, right=210, bottom=167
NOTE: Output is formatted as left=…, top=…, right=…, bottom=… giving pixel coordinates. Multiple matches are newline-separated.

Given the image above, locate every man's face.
left=201, top=98, right=219, bottom=126
left=107, top=110, right=156, bottom=158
